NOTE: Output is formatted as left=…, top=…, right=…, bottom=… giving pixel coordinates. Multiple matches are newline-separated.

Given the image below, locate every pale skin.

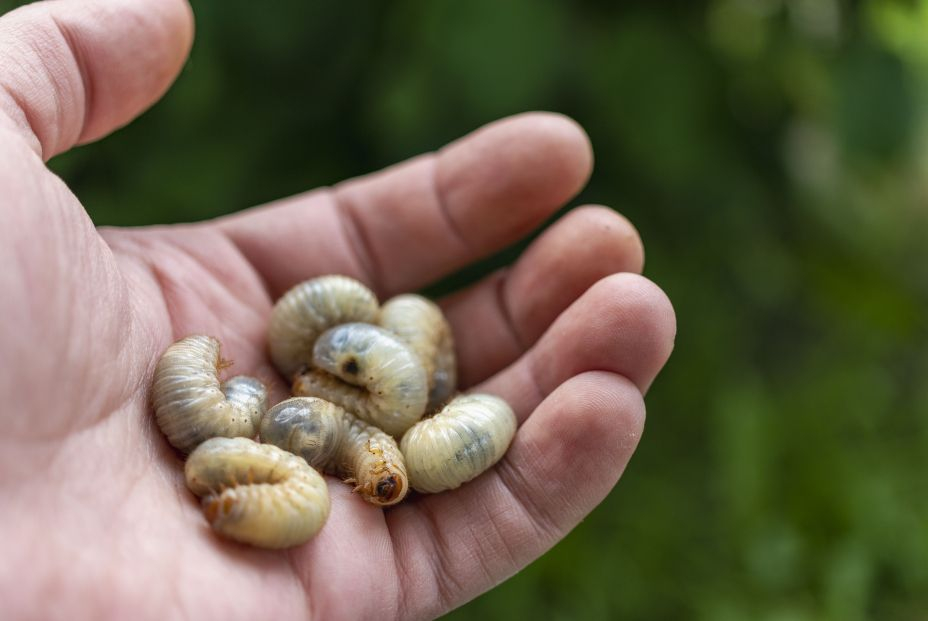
left=0, top=1, right=676, bottom=620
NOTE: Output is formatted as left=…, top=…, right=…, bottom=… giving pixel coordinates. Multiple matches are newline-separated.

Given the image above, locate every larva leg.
left=378, top=294, right=457, bottom=412
left=400, top=393, right=517, bottom=494
left=185, top=437, right=330, bottom=549
left=260, top=397, right=408, bottom=505
left=293, top=323, right=428, bottom=436
left=151, top=335, right=268, bottom=454
left=267, top=275, right=379, bottom=379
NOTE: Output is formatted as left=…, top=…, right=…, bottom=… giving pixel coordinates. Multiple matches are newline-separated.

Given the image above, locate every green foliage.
left=5, top=0, right=928, bottom=617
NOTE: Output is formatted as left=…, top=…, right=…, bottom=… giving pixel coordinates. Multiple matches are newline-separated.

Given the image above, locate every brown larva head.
left=374, top=475, right=404, bottom=505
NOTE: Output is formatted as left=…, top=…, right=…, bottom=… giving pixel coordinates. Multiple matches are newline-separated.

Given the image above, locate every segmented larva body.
left=267, top=275, right=379, bottom=379
left=292, top=323, right=428, bottom=436
left=378, top=294, right=457, bottom=412
left=400, top=393, right=517, bottom=494
left=152, top=335, right=268, bottom=454
left=261, top=397, right=408, bottom=505
left=259, top=397, right=341, bottom=471
left=185, top=437, right=330, bottom=549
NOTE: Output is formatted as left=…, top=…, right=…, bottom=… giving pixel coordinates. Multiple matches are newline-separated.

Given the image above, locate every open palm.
left=0, top=1, right=675, bottom=619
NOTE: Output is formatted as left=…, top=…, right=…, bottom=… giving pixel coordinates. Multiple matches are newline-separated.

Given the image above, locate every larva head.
left=365, top=470, right=408, bottom=506
left=375, top=475, right=400, bottom=503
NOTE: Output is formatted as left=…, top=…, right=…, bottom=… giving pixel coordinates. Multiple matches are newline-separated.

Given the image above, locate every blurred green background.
left=5, top=0, right=928, bottom=618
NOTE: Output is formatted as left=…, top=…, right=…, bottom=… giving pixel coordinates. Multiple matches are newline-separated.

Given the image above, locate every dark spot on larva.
left=375, top=475, right=398, bottom=501
left=342, top=358, right=359, bottom=375
left=453, top=429, right=492, bottom=464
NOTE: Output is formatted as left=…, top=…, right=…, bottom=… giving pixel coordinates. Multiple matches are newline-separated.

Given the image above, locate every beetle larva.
left=267, top=275, right=379, bottom=379
left=378, top=294, right=457, bottom=411
left=259, top=396, right=341, bottom=471
left=261, top=397, right=408, bottom=506
left=400, top=393, right=517, bottom=494
left=292, top=323, right=428, bottom=437
left=185, top=437, right=331, bottom=548
left=152, top=335, right=268, bottom=454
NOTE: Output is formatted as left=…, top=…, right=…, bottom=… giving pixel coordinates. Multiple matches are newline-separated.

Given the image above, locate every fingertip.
left=521, top=371, right=645, bottom=465
left=437, top=112, right=594, bottom=252
left=506, top=111, right=595, bottom=200
left=590, top=273, right=677, bottom=391
left=569, top=205, right=645, bottom=273
left=80, top=0, right=195, bottom=144
left=496, top=371, right=646, bottom=535
left=0, top=0, right=196, bottom=156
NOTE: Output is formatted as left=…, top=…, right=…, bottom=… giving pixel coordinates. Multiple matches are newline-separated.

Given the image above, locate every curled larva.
left=259, top=397, right=341, bottom=471
left=267, top=275, right=379, bottom=379
left=185, top=437, right=331, bottom=549
left=152, top=335, right=268, bottom=454
left=400, top=393, right=517, bottom=493
left=261, top=397, right=408, bottom=505
left=378, top=294, right=457, bottom=411
left=292, top=323, right=428, bottom=436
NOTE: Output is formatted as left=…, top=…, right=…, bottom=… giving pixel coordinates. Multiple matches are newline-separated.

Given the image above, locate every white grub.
left=185, top=437, right=330, bottom=549
left=261, top=397, right=408, bottom=506
left=292, top=323, right=428, bottom=437
left=259, top=397, right=341, bottom=471
left=267, top=275, right=379, bottom=379
left=152, top=335, right=267, bottom=454
left=378, top=294, right=457, bottom=412
left=400, top=393, right=517, bottom=494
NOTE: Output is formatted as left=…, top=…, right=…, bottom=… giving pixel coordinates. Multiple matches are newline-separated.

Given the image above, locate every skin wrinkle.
left=462, top=488, right=520, bottom=589
left=428, top=152, right=473, bottom=255
left=284, top=546, right=315, bottom=621
left=0, top=85, right=41, bottom=154
left=493, top=267, right=528, bottom=353
left=514, top=353, right=548, bottom=417
left=381, top=528, right=405, bottom=621
left=0, top=18, right=52, bottom=150
left=214, top=226, right=275, bottom=303
left=104, top=245, right=180, bottom=388
left=328, top=187, right=381, bottom=293
left=148, top=258, right=189, bottom=341
left=416, top=499, right=469, bottom=616
left=492, top=456, right=563, bottom=545
left=6, top=217, right=139, bottom=442
left=3, top=10, right=85, bottom=158
left=62, top=236, right=140, bottom=433
left=386, top=522, right=413, bottom=621
left=48, top=12, right=92, bottom=155
left=164, top=226, right=273, bottom=317
left=132, top=234, right=263, bottom=346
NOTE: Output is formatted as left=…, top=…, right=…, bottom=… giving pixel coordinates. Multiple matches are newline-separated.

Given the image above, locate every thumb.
left=0, top=0, right=193, bottom=160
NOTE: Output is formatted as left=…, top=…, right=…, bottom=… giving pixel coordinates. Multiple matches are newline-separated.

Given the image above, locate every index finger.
left=216, top=112, right=593, bottom=298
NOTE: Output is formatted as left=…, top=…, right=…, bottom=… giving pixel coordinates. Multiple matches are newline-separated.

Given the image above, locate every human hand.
left=0, top=1, right=675, bottom=619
